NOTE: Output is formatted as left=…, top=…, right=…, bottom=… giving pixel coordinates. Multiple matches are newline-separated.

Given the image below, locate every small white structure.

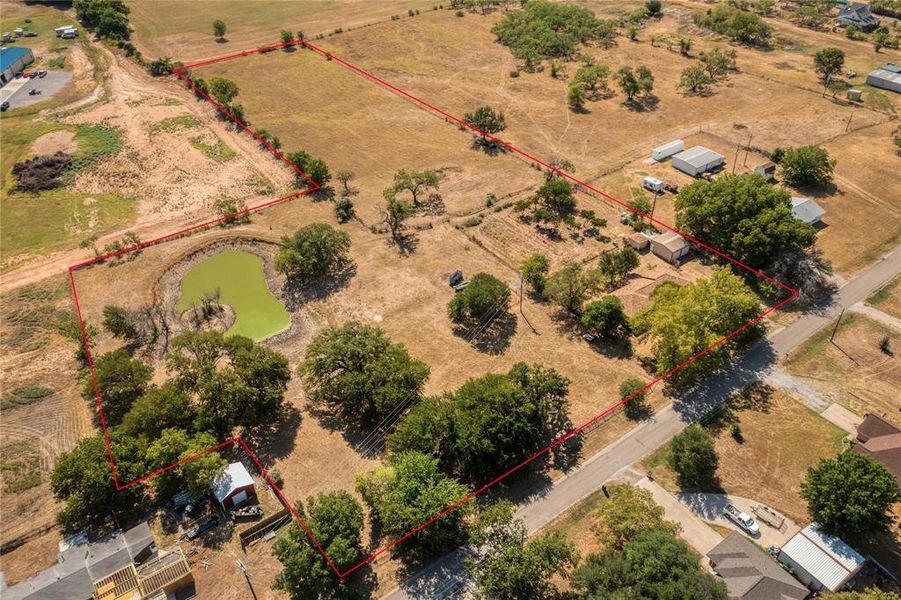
left=754, top=161, right=776, bottom=181
left=650, top=231, right=690, bottom=264
left=642, top=176, right=664, bottom=193
left=778, top=523, right=865, bottom=592
left=55, top=26, right=78, bottom=38
left=867, top=64, right=901, bottom=94
left=212, top=462, right=257, bottom=510
left=671, top=146, right=725, bottom=177
left=651, top=139, right=684, bottom=161
left=791, top=197, right=826, bottom=225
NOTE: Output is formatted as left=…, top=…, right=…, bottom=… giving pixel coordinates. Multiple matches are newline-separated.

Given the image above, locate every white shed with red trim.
left=213, top=462, right=257, bottom=510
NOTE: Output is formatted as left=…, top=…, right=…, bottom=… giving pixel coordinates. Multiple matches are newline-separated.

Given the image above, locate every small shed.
left=791, top=197, right=826, bottom=225
left=625, top=232, right=650, bottom=252
left=847, top=89, right=863, bottom=102
left=651, top=139, right=684, bottom=161
left=778, top=523, right=865, bottom=592
left=754, top=161, right=776, bottom=181
left=671, top=146, right=725, bottom=177
left=650, top=232, right=690, bottom=264
left=867, top=64, right=901, bottom=94
left=213, top=462, right=257, bottom=510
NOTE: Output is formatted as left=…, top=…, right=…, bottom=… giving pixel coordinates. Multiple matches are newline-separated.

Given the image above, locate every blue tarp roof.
left=1, top=47, right=32, bottom=71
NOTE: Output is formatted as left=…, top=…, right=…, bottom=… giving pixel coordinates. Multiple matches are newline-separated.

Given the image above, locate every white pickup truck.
left=723, top=503, right=760, bottom=536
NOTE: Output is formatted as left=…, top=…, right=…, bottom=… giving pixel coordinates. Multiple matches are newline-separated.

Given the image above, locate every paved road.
left=381, top=245, right=901, bottom=600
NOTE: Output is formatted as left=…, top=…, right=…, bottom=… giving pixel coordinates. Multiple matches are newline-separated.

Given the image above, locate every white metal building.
left=791, top=197, right=826, bottom=225
left=866, top=64, right=901, bottom=94
left=212, top=462, right=257, bottom=510
left=778, top=524, right=865, bottom=592
left=671, top=146, right=725, bottom=177
left=650, top=231, right=690, bottom=264
left=651, top=139, right=684, bottom=161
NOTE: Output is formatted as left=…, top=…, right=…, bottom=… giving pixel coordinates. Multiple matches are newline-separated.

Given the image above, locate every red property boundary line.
left=67, top=38, right=798, bottom=580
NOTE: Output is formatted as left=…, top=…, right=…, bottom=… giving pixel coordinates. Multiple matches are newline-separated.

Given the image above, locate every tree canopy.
left=674, top=174, right=816, bottom=269
left=167, top=331, right=291, bottom=438
left=272, top=491, right=364, bottom=599
left=356, top=451, right=471, bottom=556
left=695, top=3, right=771, bottom=45
left=813, top=47, right=845, bottom=84
left=669, top=424, right=719, bottom=488
left=275, top=223, right=351, bottom=283
left=447, top=272, right=511, bottom=325
left=581, top=296, right=630, bottom=339
left=286, top=150, right=331, bottom=188
left=299, top=321, right=429, bottom=426
left=593, top=484, right=681, bottom=551
left=208, top=77, right=239, bottom=105
left=464, top=105, right=507, bottom=143
left=545, top=261, right=600, bottom=315
left=51, top=433, right=148, bottom=531
left=83, top=349, right=153, bottom=427
left=521, top=253, right=551, bottom=295
left=801, top=452, right=897, bottom=537
left=777, top=145, right=836, bottom=187
left=388, top=169, right=439, bottom=206
left=73, top=0, right=130, bottom=40
left=119, top=382, right=196, bottom=441
left=145, top=428, right=226, bottom=498
left=632, top=268, right=763, bottom=388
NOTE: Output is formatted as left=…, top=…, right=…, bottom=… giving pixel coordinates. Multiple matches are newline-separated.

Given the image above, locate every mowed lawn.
left=783, top=313, right=901, bottom=419
left=127, top=0, right=437, bottom=62
left=641, top=386, right=846, bottom=524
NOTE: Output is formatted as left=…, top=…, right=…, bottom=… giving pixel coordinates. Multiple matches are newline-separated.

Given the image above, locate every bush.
left=275, top=223, right=351, bottom=283
left=580, top=296, right=630, bottom=339
left=448, top=272, right=511, bottom=324
left=334, top=196, right=355, bottom=223
left=521, top=254, right=550, bottom=295
left=619, top=378, right=650, bottom=420
left=669, top=424, right=718, bottom=488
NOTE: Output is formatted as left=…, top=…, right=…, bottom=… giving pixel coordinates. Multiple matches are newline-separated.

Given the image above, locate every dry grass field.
left=127, top=0, right=436, bottom=63
left=641, top=385, right=846, bottom=524
left=783, top=313, right=901, bottom=418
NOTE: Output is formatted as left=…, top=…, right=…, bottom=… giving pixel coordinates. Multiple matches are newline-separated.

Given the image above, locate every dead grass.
left=641, top=386, right=846, bottom=523
left=783, top=313, right=901, bottom=418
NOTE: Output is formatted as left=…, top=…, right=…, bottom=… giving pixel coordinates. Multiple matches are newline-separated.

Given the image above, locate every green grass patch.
left=45, top=56, right=66, bottom=69
left=177, top=250, right=291, bottom=341
left=867, top=276, right=900, bottom=308
left=1, top=385, right=54, bottom=411
left=863, top=85, right=897, bottom=114
left=190, top=135, right=235, bottom=162
left=149, top=114, right=201, bottom=136
left=0, top=440, right=43, bottom=494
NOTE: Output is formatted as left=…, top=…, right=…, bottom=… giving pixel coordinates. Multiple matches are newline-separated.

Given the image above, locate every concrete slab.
left=635, top=477, right=724, bottom=556
left=3, top=70, right=72, bottom=109
left=676, top=492, right=800, bottom=550
left=821, top=402, right=864, bottom=434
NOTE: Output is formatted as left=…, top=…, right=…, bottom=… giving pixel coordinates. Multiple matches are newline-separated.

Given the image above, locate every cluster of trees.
left=694, top=3, right=772, bottom=46
left=286, top=150, right=331, bottom=188
left=448, top=272, right=511, bottom=326
left=679, top=48, right=737, bottom=95
left=673, top=173, right=833, bottom=305
left=567, top=63, right=611, bottom=109
left=275, top=223, right=351, bottom=284
left=205, top=76, right=246, bottom=125
left=54, top=329, right=290, bottom=530
left=514, top=176, right=607, bottom=235
left=771, top=145, right=836, bottom=188
left=272, top=491, right=365, bottom=599
left=299, top=321, right=430, bottom=427
left=617, top=66, right=655, bottom=102
left=73, top=0, right=130, bottom=40
left=633, top=268, right=764, bottom=389
left=491, top=0, right=616, bottom=69
left=871, top=0, right=901, bottom=17
left=468, top=485, right=727, bottom=599
left=387, top=363, right=570, bottom=482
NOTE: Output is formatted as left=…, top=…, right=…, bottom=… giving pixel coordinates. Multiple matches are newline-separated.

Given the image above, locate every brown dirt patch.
left=30, top=130, right=77, bottom=155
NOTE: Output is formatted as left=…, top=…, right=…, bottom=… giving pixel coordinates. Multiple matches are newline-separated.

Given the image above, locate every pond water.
left=176, top=250, right=290, bottom=341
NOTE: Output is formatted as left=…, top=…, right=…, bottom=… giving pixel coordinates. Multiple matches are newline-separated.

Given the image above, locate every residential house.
left=778, top=524, right=865, bottom=592
left=852, top=413, right=901, bottom=485
left=708, top=531, right=809, bottom=600
left=836, top=3, right=878, bottom=30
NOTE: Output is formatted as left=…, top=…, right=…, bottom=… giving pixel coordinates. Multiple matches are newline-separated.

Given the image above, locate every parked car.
left=29, top=72, right=38, bottom=79
left=38, top=70, right=47, bottom=78
left=28, top=89, right=41, bottom=96
left=723, top=503, right=760, bottom=536
left=184, top=515, right=220, bottom=541
left=24, top=31, right=38, bottom=37
left=1, top=101, right=9, bottom=111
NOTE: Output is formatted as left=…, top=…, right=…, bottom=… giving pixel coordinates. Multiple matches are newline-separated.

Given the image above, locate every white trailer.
left=642, top=176, right=664, bottom=193
left=651, top=139, right=684, bottom=161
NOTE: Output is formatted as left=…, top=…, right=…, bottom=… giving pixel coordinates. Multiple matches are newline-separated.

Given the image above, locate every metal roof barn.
left=671, top=146, right=725, bottom=177
left=778, top=523, right=865, bottom=592
left=866, top=64, right=901, bottom=93
left=791, top=197, right=826, bottom=225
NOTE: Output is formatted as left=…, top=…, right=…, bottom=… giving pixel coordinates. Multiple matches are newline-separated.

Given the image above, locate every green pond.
left=176, top=250, right=290, bottom=341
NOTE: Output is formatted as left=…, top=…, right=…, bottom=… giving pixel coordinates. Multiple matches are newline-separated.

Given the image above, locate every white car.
left=723, top=503, right=760, bottom=536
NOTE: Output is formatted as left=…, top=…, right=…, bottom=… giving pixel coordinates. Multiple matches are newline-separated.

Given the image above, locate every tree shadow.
left=624, top=397, right=654, bottom=421
left=469, top=138, right=507, bottom=156
left=215, top=38, right=229, bottom=44
left=586, top=336, right=634, bottom=360
left=569, top=105, right=591, bottom=114
left=392, top=232, right=420, bottom=256
left=242, top=405, right=302, bottom=465
left=452, top=311, right=517, bottom=355
left=624, top=95, right=660, bottom=112
left=415, top=192, right=446, bottom=217
left=281, top=263, right=356, bottom=309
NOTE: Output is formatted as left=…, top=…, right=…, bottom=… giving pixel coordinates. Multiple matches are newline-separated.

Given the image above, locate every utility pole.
left=651, top=189, right=660, bottom=221
left=732, top=143, right=741, bottom=173
left=744, top=133, right=753, bottom=166
left=846, top=114, right=853, bottom=133
left=830, top=308, right=845, bottom=343
left=519, top=275, right=524, bottom=315
left=236, top=560, right=258, bottom=600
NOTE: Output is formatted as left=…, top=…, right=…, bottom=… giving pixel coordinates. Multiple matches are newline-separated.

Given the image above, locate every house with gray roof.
left=836, top=3, right=879, bottom=30
left=708, top=531, right=810, bottom=600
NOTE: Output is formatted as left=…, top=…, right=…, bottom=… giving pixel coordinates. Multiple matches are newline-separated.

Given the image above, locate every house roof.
left=5, top=523, right=155, bottom=600
left=708, top=532, right=809, bottom=600
left=756, top=161, right=776, bottom=171
left=852, top=413, right=901, bottom=482
left=779, top=524, right=865, bottom=592
left=0, top=47, right=32, bottom=71
left=673, top=146, right=725, bottom=168
left=651, top=231, right=689, bottom=253
left=213, top=462, right=255, bottom=502
left=838, top=2, right=877, bottom=22
left=867, top=66, right=901, bottom=89
left=790, top=197, right=825, bottom=224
